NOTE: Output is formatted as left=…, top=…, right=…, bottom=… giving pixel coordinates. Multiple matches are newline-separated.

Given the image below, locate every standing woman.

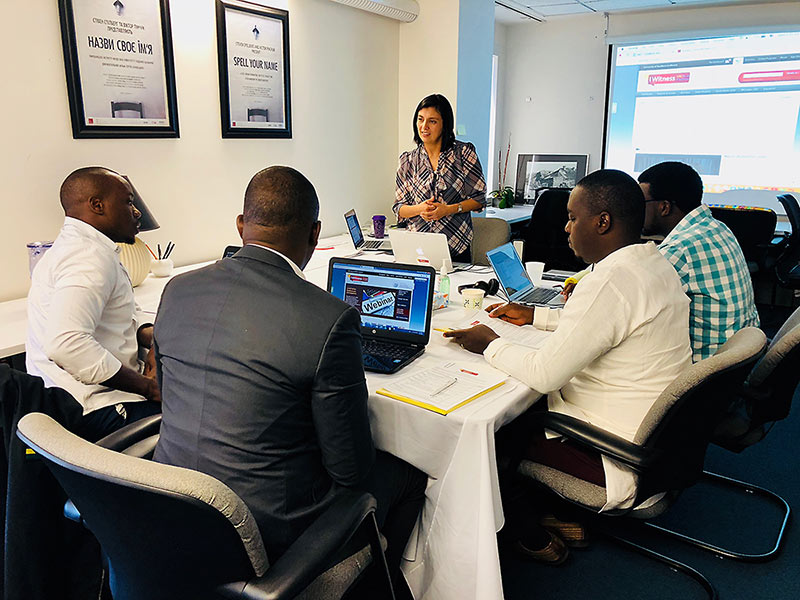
left=394, top=94, right=486, bottom=263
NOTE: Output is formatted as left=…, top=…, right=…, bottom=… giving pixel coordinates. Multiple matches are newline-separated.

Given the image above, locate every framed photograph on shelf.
left=58, top=0, right=180, bottom=138
left=216, top=1, right=291, bottom=138
left=514, top=154, right=588, bottom=204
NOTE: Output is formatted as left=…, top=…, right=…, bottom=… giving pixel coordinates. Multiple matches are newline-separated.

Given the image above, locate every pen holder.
left=151, top=258, right=173, bottom=278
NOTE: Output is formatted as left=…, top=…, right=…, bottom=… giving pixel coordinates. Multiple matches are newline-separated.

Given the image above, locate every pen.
left=430, top=377, right=457, bottom=397
left=433, top=327, right=454, bottom=333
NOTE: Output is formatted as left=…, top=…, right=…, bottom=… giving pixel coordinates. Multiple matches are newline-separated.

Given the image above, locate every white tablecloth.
left=306, top=238, right=543, bottom=600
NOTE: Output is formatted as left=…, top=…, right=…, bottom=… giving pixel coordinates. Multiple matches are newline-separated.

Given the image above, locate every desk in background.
left=482, top=205, right=534, bottom=225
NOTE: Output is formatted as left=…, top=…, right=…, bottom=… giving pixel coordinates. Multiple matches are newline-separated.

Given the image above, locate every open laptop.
left=344, top=209, right=392, bottom=252
left=389, top=230, right=465, bottom=273
left=486, top=242, right=565, bottom=307
left=328, top=257, right=435, bottom=374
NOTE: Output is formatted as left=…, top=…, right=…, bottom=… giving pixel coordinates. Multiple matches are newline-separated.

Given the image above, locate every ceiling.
left=495, top=0, right=787, bottom=23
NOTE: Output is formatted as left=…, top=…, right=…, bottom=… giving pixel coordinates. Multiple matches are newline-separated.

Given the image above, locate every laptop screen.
left=486, top=243, right=534, bottom=301
left=344, top=209, right=364, bottom=248
left=328, top=258, right=435, bottom=344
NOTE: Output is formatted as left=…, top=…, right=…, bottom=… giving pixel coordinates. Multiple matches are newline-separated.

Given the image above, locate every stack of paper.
left=377, top=361, right=507, bottom=415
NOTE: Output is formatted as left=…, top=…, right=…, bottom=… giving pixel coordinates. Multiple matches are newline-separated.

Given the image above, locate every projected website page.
left=329, top=264, right=430, bottom=334
left=606, top=31, right=800, bottom=195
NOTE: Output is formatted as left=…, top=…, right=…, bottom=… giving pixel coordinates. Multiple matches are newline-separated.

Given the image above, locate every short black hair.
left=243, top=166, right=319, bottom=231
left=638, top=161, right=703, bottom=214
left=575, top=169, right=645, bottom=236
left=412, top=94, right=456, bottom=152
left=60, top=166, right=123, bottom=213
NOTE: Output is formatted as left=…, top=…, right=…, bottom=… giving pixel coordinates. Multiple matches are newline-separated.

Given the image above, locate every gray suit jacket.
left=153, top=245, right=375, bottom=558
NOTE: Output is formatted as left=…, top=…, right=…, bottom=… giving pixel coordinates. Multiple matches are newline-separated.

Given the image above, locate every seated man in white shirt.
left=26, top=166, right=161, bottom=441
left=445, top=169, right=692, bottom=563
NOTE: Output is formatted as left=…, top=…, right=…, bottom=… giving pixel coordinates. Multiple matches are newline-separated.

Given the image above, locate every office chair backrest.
left=111, top=101, right=143, bottom=118
left=16, top=413, right=268, bottom=600
left=632, top=327, right=767, bottom=499
left=471, top=216, right=510, bottom=265
left=745, top=304, right=800, bottom=425
left=522, top=188, right=587, bottom=272
left=776, top=194, right=800, bottom=286
left=709, top=206, right=776, bottom=270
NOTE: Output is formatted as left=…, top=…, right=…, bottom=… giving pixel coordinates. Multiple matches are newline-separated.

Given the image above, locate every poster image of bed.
left=217, top=1, right=291, bottom=138
left=59, top=0, right=179, bottom=137
left=514, top=154, right=588, bottom=203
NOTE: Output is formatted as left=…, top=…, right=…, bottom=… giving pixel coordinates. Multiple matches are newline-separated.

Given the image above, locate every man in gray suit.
left=153, top=166, right=425, bottom=596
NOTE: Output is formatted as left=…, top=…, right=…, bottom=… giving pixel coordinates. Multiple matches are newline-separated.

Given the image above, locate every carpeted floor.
left=501, top=305, right=799, bottom=600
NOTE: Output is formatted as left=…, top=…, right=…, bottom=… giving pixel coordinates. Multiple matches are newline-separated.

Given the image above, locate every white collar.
left=245, top=243, right=306, bottom=280
left=63, top=216, right=120, bottom=254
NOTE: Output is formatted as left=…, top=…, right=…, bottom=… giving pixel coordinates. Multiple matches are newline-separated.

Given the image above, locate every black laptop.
left=344, top=209, right=392, bottom=252
left=327, top=257, right=435, bottom=374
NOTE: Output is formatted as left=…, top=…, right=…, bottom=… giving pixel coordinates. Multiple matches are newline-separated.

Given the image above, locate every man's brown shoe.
left=540, top=514, right=589, bottom=548
left=514, top=531, right=569, bottom=565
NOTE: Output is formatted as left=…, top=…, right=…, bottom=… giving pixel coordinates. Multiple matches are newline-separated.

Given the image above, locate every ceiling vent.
left=330, top=0, right=419, bottom=23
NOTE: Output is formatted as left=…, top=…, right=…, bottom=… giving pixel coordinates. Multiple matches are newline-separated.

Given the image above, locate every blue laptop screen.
left=486, top=243, right=532, bottom=299
left=329, top=262, right=432, bottom=336
left=345, top=211, right=364, bottom=247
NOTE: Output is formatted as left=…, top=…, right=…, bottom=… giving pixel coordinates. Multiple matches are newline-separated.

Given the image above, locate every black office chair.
left=775, top=194, right=800, bottom=290
left=111, top=101, right=144, bottom=118
left=516, top=327, right=767, bottom=599
left=17, top=413, right=394, bottom=600
left=522, top=188, right=587, bottom=272
left=247, top=108, right=269, bottom=122
left=709, top=206, right=777, bottom=276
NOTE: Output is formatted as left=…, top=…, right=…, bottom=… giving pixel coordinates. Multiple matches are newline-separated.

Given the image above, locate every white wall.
left=497, top=2, right=800, bottom=192
left=0, top=0, right=400, bottom=301
left=397, top=0, right=460, bottom=156
left=492, top=21, right=509, bottom=191
left=500, top=14, right=608, bottom=179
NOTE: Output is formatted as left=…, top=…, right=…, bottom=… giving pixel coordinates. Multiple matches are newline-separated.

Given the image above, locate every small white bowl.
left=151, top=258, right=173, bottom=278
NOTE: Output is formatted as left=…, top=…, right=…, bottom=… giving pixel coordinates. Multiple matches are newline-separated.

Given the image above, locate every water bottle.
left=438, top=260, right=451, bottom=307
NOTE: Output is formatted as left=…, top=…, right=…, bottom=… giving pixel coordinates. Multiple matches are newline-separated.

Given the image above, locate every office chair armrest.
left=531, top=412, right=658, bottom=471
left=95, top=414, right=162, bottom=452
left=220, top=489, right=379, bottom=600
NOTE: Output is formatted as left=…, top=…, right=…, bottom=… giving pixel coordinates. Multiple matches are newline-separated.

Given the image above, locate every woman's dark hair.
left=413, top=94, right=456, bottom=152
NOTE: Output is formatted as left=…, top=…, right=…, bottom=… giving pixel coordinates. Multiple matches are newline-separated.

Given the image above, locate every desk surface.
left=482, top=205, right=533, bottom=224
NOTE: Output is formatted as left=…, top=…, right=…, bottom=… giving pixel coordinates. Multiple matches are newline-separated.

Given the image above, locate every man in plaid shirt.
left=639, top=162, right=759, bottom=361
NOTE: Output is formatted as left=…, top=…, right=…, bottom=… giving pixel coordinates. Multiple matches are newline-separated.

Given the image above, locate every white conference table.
left=306, top=235, right=542, bottom=600
left=1, top=234, right=543, bottom=600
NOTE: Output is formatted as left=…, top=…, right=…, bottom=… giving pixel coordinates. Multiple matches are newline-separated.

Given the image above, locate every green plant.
left=490, top=186, right=514, bottom=209
left=490, top=133, right=513, bottom=208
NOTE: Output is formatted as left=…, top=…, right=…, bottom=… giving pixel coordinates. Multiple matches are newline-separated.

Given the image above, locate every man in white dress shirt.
left=446, top=169, right=691, bottom=561
left=26, top=166, right=161, bottom=441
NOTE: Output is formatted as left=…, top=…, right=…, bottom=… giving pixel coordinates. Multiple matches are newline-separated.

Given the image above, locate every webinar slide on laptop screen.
left=605, top=31, right=800, bottom=201
left=329, top=264, right=430, bottom=334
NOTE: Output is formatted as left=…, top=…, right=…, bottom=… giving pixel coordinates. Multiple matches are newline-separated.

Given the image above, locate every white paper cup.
left=151, top=258, right=173, bottom=278
left=462, top=288, right=485, bottom=310
left=525, top=261, right=545, bottom=286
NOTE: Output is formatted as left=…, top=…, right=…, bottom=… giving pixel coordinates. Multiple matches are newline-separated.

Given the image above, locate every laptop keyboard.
left=518, top=287, right=559, bottom=304
left=363, top=338, right=417, bottom=360
left=362, top=239, right=387, bottom=249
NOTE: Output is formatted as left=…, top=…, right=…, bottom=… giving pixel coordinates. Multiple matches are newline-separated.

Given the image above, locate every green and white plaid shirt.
left=659, top=204, right=759, bottom=362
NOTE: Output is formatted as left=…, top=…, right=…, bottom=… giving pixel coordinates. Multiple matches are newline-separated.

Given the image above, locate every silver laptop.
left=389, top=230, right=464, bottom=272
left=486, top=243, right=565, bottom=307
left=344, top=209, right=392, bottom=252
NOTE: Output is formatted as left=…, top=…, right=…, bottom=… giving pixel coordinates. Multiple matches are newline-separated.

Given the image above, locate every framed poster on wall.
left=58, top=0, right=180, bottom=138
left=514, top=154, right=588, bottom=204
left=216, top=1, right=292, bottom=138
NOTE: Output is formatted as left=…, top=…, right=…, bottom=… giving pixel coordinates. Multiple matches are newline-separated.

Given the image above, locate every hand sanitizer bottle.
left=438, top=260, right=451, bottom=307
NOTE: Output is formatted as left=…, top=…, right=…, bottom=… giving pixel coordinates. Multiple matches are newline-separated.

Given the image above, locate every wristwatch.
left=457, top=203, right=463, bottom=213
